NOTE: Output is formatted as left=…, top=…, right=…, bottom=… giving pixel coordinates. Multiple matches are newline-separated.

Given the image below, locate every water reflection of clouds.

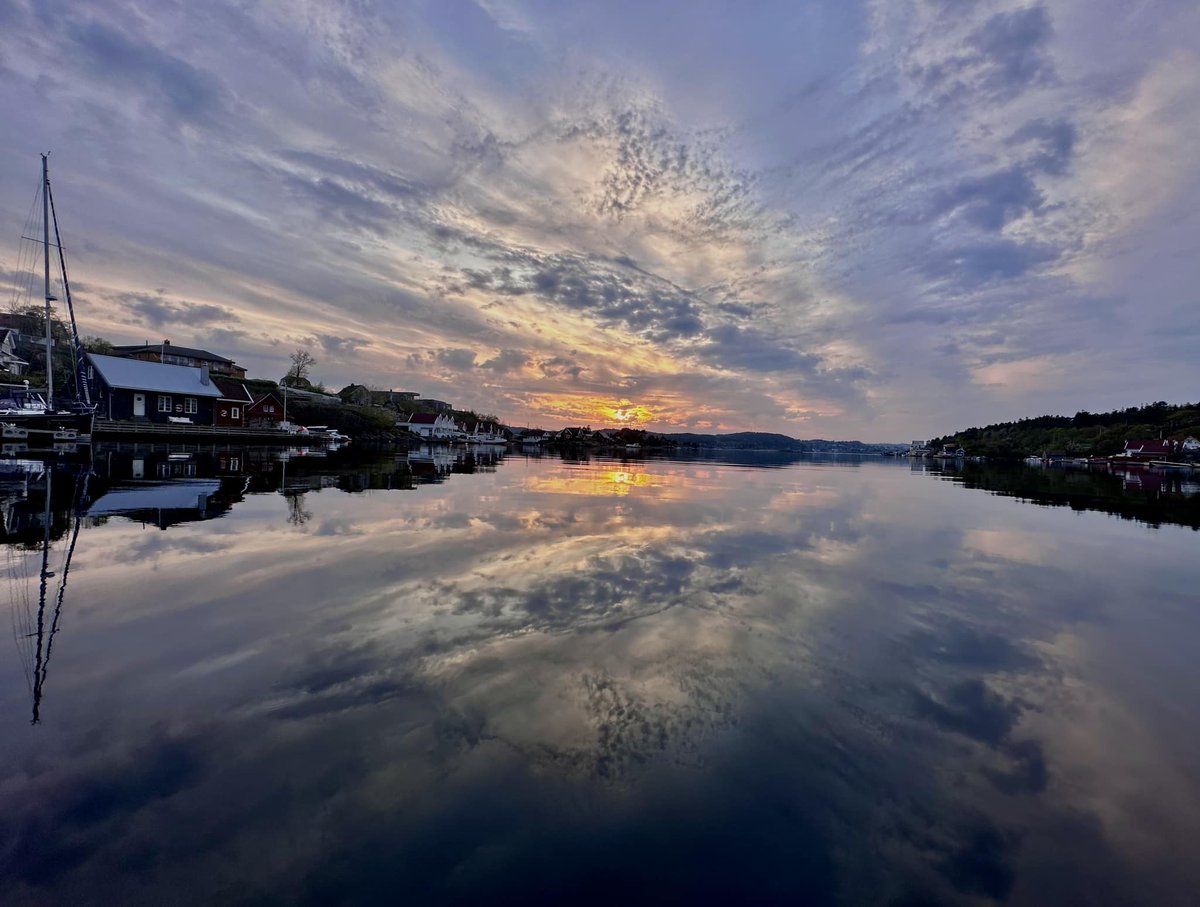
left=524, top=466, right=678, bottom=498
left=2, top=458, right=1198, bottom=902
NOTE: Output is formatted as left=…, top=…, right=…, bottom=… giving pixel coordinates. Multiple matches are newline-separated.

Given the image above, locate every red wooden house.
left=213, top=378, right=254, bottom=427
left=248, top=391, right=285, bottom=427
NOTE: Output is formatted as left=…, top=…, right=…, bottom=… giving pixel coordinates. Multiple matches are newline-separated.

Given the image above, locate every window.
left=158, top=395, right=172, bottom=412
left=185, top=398, right=198, bottom=414
left=231, top=406, right=240, bottom=420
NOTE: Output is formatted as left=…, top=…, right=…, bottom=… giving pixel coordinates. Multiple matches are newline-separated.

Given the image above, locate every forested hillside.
left=929, top=401, right=1200, bottom=459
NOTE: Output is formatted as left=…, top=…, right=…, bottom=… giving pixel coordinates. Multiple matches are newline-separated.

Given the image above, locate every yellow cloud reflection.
left=528, top=467, right=663, bottom=498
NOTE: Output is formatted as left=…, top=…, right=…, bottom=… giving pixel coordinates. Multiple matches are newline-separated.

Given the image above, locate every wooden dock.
left=93, top=420, right=300, bottom=444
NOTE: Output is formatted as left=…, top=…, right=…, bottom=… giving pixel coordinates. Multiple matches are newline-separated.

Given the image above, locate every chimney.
left=200, top=363, right=210, bottom=385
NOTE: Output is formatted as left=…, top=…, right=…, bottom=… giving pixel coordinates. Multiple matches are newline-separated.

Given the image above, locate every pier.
left=92, top=419, right=299, bottom=444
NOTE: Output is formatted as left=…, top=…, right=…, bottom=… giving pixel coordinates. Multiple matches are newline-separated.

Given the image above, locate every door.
left=133, top=393, right=145, bottom=417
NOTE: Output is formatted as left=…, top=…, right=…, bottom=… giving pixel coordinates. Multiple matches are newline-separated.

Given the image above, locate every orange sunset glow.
left=519, top=395, right=657, bottom=428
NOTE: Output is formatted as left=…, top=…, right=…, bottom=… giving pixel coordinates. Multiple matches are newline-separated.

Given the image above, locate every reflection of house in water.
left=406, top=445, right=503, bottom=484
left=86, top=480, right=235, bottom=530
left=1111, top=465, right=1199, bottom=498
left=88, top=448, right=251, bottom=529
left=406, top=445, right=456, bottom=483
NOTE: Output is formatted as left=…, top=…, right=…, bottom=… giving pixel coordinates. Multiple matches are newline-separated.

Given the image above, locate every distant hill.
left=664, top=431, right=904, bottom=454
left=929, top=401, right=1200, bottom=459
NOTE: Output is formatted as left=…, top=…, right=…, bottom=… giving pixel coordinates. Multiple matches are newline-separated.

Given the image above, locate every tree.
left=286, top=348, right=316, bottom=386
left=81, top=335, right=115, bottom=354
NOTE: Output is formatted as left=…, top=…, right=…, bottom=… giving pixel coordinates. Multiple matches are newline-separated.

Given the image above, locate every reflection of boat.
left=3, top=156, right=96, bottom=445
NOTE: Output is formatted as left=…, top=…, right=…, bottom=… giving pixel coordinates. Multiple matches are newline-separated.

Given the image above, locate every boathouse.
left=248, top=391, right=286, bottom=427
left=86, top=353, right=223, bottom=424
left=213, top=378, right=254, bottom=427
left=403, top=411, right=456, bottom=439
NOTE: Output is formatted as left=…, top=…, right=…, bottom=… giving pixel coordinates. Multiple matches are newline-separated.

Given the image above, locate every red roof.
left=408, top=412, right=438, bottom=424
left=212, top=377, right=252, bottom=402
left=1124, top=439, right=1173, bottom=455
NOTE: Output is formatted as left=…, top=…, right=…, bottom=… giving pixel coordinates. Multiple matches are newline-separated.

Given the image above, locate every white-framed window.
left=231, top=406, right=240, bottom=419
left=158, top=395, right=172, bottom=412
left=185, top=397, right=198, bottom=414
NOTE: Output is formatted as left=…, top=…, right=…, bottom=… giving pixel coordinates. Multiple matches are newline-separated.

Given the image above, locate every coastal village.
left=0, top=310, right=673, bottom=451
left=3, top=307, right=1198, bottom=471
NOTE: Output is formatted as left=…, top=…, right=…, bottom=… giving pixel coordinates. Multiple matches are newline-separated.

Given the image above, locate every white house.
left=0, top=329, right=29, bottom=376
left=403, top=411, right=457, bottom=439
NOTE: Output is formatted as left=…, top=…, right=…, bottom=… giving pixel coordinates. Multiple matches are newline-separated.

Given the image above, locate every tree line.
left=928, top=401, right=1200, bottom=459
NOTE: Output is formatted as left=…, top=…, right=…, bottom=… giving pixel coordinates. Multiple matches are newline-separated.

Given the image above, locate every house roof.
left=407, top=412, right=439, bottom=424
left=112, top=343, right=235, bottom=365
left=1125, top=439, right=1173, bottom=453
left=87, top=353, right=223, bottom=397
left=250, top=391, right=283, bottom=406
left=212, top=377, right=253, bottom=402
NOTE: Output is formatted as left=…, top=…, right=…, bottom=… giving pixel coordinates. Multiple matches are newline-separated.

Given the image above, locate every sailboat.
left=0, top=154, right=95, bottom=444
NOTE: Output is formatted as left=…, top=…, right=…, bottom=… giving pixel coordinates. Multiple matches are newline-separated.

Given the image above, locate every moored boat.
left=3, top=155, right=96, bottom=448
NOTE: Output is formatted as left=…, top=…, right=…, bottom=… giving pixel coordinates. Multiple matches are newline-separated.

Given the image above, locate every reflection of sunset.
left=528, top=467, right=667, bottom=498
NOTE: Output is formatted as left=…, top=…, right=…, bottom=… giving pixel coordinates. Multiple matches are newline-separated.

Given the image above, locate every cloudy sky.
left=1, top=0, right=1197, bottom=439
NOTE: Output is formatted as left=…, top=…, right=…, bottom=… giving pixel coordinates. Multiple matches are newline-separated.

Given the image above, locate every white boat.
left=297, top=425, right=351, bottom=445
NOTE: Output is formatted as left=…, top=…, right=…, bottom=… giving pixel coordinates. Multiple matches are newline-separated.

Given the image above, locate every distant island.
left=928, top=401, right=1200, bottom=460
left=660, top=432, right=904, bottom=455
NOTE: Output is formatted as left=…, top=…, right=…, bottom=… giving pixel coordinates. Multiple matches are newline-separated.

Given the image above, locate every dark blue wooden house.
left=86, top=353, right=223, bottom=424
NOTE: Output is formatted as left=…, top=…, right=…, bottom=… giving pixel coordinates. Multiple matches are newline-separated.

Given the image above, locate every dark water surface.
left=1, top=448, right=1198, bottom=905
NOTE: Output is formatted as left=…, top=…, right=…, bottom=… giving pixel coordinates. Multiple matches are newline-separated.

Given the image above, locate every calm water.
left=1, top=447, right=1198, bottom=905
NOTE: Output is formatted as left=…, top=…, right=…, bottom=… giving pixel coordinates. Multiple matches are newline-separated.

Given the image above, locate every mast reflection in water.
left=4, top=460, right=90, bottom=724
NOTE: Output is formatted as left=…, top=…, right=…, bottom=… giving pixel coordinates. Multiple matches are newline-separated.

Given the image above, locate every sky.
left=1, top=0, right=1197, bottom=440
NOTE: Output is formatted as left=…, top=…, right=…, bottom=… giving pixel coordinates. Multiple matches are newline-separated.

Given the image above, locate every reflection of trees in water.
left=286, top=492, right=312, bottom=526
left=934, top=463, right=1200, bottom=530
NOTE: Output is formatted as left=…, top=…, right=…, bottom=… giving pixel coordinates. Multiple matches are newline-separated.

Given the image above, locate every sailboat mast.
left=47, top=178, right=90, bottom=405
left=41, top=154, right=54, bottom=410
